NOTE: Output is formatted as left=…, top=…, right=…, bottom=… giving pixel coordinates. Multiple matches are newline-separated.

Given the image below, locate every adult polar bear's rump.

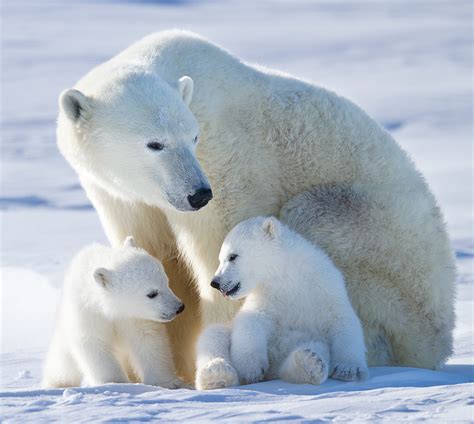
left=57, top=30, right=455, bottom=380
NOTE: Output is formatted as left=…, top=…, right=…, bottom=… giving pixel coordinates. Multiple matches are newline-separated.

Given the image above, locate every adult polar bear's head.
left=57, top=70, right=212, bottom=212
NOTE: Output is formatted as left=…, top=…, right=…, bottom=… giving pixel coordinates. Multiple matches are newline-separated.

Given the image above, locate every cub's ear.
left=93, top=267, right=111, bottom=288
left=262, top=217, right=279, bottom=239
left=178, top=76, right=194, bottom=106
left=59, top=88, right=93, bottom=123
left=123, top=235, right=137, bottom=248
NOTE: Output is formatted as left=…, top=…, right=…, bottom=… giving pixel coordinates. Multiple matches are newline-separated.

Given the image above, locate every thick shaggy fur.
left=56, top=30, right=455, bottom=381
left=42, top=237, right=186, bottom=388
left=196, top=217, right=368, bottom=390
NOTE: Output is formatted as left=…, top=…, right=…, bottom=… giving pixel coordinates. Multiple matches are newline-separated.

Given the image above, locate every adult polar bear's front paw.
left=331, top=363, right=369, bottom=382
left=196, top=358, right=239, bottom=390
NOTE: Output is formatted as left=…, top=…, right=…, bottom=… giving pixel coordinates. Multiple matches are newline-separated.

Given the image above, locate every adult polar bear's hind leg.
left=280, top=184, right=456, bottom=369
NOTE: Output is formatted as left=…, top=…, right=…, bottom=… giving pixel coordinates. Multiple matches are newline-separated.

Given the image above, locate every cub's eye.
left=193, top=135, right=199, bottom=144
left=228, top=254, right=238, bottom=262
left=147, top=290, right=159, bottom=299
left=147, top=141, right=164, bottom=151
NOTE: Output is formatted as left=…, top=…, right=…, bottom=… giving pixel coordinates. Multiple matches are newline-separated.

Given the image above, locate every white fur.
left=57, top=30, right=456, bottom=380
left=196, top=217, right=368, bottom=388
left=42, top=237, right=186, bottom=389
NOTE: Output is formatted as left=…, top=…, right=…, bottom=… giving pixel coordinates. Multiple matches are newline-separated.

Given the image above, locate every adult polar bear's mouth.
left=224, top=282, right=241, bottom=297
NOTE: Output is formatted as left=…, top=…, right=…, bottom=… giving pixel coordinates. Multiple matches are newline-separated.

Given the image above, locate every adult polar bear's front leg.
left=280, top=184, right=455, bottom=370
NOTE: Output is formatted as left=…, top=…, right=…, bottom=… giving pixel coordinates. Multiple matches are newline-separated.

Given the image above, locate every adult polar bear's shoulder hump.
left=57, top=30, right=456, bottom=380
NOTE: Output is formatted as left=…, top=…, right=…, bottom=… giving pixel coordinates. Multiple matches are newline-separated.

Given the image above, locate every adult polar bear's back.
left=57, top=30, right=455, bottom=377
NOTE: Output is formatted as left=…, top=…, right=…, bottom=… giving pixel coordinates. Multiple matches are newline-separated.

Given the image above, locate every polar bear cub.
left=196, top=217, right=368, bottom=389
left=42, top=236, right=186, bottom=389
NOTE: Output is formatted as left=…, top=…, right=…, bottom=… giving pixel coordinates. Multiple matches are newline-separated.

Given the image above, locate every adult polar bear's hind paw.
left=196, top=358, right=239, bottom=390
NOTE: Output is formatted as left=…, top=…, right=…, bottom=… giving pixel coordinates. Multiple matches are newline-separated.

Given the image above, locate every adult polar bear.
left=57, top=30, right=455, bottom=383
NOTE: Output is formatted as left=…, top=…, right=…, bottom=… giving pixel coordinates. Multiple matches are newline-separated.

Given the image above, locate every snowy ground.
left=1, top=0, right=473, bottom=422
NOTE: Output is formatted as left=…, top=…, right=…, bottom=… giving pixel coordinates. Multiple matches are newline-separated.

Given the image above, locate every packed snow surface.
left=1, top=0, right=473, bottom=422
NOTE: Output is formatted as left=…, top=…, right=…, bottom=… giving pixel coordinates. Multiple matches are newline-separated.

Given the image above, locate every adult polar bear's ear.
left=178, top=76, right=194, bottom=106
left=93, top=267, right=112, bottom=288
left=262, top=216, right=279, bottom=240
left=123, top=236, right=137, bottom=249
left=59, top=88, right=93, bottom=123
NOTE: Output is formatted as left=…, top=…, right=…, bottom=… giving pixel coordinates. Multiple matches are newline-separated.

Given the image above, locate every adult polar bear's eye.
left=147, top=290, right=159, bottom=299
left=147, top=141, right=165, bottom=151
left=228, top=253, right=238, bottom=262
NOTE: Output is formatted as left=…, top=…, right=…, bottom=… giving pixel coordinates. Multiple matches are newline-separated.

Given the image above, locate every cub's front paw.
left=196, top=358, right=239, bottom=390
left=232, top=350, right=268, bottom=385
left=331, top=363, right=369, bottom=382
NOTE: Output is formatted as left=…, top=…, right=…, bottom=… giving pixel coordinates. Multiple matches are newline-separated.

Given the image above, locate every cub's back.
left=266, top=232, right=352, bottom=334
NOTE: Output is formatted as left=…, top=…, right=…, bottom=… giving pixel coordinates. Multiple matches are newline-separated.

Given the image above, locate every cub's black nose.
left=188, top=188, right=213, bottom=210
left=210, top=280, right=220, bottom=290
left=176, top=304, right=185, bottom=314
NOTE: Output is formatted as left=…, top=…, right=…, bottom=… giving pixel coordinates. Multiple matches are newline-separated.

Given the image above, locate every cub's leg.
left=195, top=324, right=239, bottom=390
left=72, top=338, right=128, bottom=386
left=120, top=319, right=187, bottom=389
left=230, top=310, right=272, bottom=385
left=329, top=315, right=369, bottom=381
left=42, top=336, right=82, bottom=388
left=279, top=341, right=330, bottom=385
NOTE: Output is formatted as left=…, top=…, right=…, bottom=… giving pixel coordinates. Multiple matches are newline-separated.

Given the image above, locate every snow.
left=1, top=0, right=473, bottom=421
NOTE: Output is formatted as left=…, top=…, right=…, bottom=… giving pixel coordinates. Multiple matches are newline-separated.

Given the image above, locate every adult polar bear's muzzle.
left=166, top=184, right=212, bottom=212
left=163, top=146, right=213, bottom=212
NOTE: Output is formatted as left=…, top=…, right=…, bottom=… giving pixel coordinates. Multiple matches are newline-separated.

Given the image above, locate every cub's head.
left=211, top=216, right=283, bottom=300
left=58, top=71, right=212, bottom=212
left=93, top=236, right=184, bottom=322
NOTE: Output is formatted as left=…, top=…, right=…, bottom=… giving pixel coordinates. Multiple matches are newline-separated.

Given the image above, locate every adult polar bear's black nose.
left=210, top=280, right=220, bottom=290
left=188, top=188, right=213, bottom=209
